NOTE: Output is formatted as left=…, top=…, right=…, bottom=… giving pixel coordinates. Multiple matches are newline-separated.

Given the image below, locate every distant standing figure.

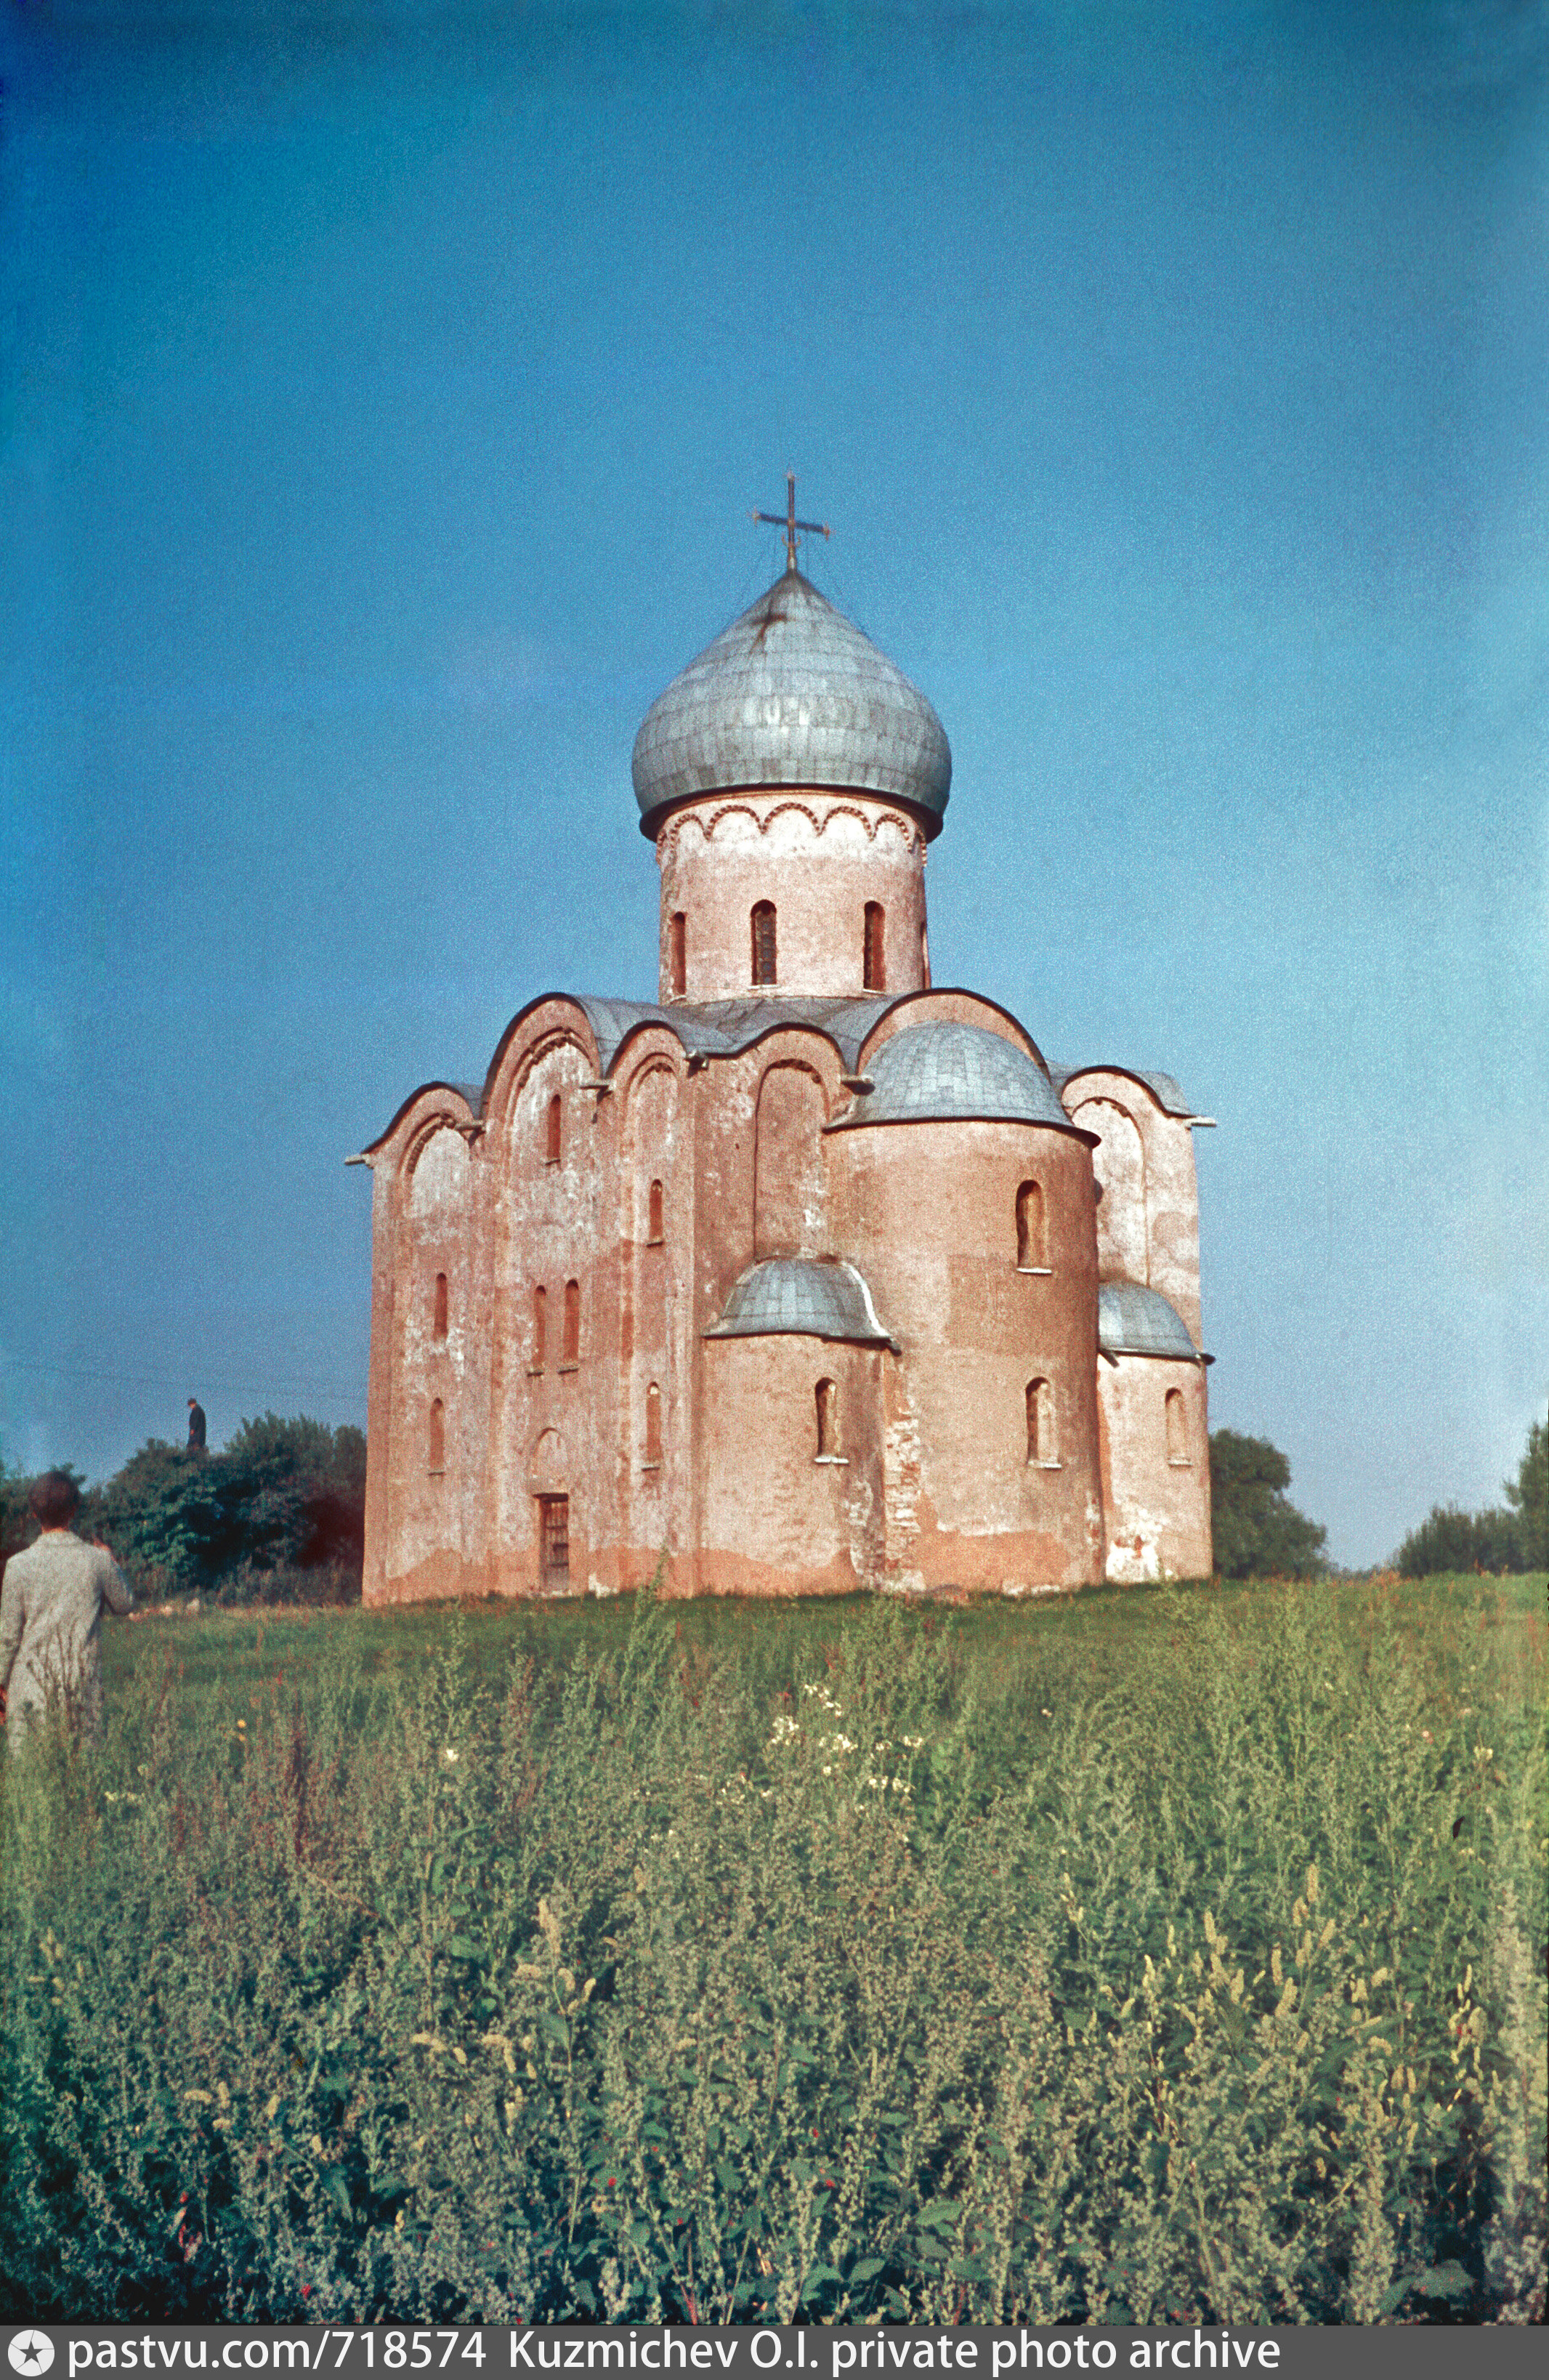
left=0, top=1472, right=134, bottom=1744
left=187, top=1397, right=206, bottom=1452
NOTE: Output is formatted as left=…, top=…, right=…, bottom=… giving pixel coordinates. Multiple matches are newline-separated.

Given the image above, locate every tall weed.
left=0, top=1578, right=1541, bottom=2323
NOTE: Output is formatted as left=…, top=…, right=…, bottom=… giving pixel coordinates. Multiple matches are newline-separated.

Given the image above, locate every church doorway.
left=538, top=1495, right=570, bottom=1590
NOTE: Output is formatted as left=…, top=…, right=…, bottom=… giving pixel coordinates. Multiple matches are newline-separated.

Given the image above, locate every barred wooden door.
left=538, top=1495, right=569, bottom=1588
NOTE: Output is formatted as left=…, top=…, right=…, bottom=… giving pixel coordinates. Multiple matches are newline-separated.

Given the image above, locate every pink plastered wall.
left=1096, top=1355, right=1212, bottom=1582
left=656, top=794, right=929, bottom=1000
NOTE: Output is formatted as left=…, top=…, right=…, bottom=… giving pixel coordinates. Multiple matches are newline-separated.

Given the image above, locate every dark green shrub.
left=81, top=1417, right=367, bottom=1592
left=1396, top=1506, right=1523, bottom=1578
left=1209, top=1431, right=1327, bottom=1578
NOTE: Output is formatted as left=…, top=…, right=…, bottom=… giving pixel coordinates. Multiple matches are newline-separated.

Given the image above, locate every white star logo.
left=7, top=2339, right=54, bottom=2378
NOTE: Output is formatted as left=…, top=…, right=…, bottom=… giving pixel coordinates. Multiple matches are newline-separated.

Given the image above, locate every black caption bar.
left=2, top=2327, right=1539, bottom=2379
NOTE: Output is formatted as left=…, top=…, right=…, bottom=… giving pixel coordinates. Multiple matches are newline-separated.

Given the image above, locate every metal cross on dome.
left=751, top=471, right=830, bottom=574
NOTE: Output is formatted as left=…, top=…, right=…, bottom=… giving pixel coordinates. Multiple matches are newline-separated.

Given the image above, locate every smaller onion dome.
left=825, top=1020, right=1075, bottom=1133
left=704, top=1258, right=897, bottom=1347
left=632, top=569, right=952, bottom=836
left=1098, top=1283, right=1206, bottom=1363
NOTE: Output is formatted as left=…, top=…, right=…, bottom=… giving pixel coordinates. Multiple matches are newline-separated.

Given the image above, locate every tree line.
left=1394, top=1407, right=1548, bottom=1577
left=5, top=1413, right=1327, bottom=1592
left=7, top=1407, right=1540, bottom=1590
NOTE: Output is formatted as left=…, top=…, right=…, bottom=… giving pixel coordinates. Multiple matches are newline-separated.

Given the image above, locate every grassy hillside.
left=2, top=1575, right=1543, bottom=2324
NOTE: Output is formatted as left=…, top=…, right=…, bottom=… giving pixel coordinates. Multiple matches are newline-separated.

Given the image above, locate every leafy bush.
left=63, top=1417, right=368, bottom=1594
left=1397, top=1506, right=1523, bottom=1580
left=0, top=1578, right=1541, bottom=2325
left=1210, top=1431, right=1328, bottom=1578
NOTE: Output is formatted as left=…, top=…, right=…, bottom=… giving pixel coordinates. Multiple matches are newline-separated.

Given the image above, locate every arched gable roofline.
left=605, top=1011, right=857, bottom=1081
left=480, top=994, right=602, bottom=1128
left=692, top=1017, right=852, bottom=1078
left=605, top=1016, right=695, bottom=1081
left=1059, top=1065, right=1162, bottom=1115
left=1053, top=1065, right=1205, bottom=1123
left=360, top=1081, right=478, bottom=1163
left=856, top=987, right=1047, bottom=1076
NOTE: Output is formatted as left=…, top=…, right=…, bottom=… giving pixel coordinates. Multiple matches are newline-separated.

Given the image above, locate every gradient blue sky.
left=3, top=1, right=1545, bottom=1566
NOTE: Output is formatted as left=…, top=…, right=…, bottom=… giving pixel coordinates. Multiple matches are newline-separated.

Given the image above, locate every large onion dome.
left=632, top=568, right=952, bottom=837
left=825, top=1021, right=1077, bottom=1133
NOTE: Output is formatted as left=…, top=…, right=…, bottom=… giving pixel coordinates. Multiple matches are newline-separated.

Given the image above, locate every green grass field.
left=2, top=1574, right=1543, bottom=2325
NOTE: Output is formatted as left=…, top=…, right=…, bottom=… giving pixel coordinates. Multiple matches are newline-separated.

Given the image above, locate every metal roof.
left=704, top=1258, right=897, bottom=1347
left=631, top=568, right=952, bottom=835
left=826, top=1020, right=1075, bottom=1133
left=1050, top=1065, right=1196, bottom=1119
left=573, top=993, right=897, bottom=1078
left=1097, top=1283, right=1205, bottom=1362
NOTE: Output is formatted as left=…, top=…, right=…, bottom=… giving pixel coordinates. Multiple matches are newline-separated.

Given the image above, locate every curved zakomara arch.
left=477, top=995, right=603, bottom=1134
left=611, top=1041, right=687, bottom=1124
left=403, top=1113, right=476, bottom=1219
left=755, top=1050, right=834, bottom=1125
left=1054, top=1065, right=1189, bottom=1122
left=362, top=1083, right=480, bottom=1168
left=856, top=987, right=1046, bottom=1074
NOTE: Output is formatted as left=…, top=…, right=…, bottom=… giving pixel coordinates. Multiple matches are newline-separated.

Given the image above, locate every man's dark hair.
left=29, top=1470, right=82, bottom=1529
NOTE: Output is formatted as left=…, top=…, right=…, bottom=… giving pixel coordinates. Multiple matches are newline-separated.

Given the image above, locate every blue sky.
left=3, top=0, right=1545, bottom=1566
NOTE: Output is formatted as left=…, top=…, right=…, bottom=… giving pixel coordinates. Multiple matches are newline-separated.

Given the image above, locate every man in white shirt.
left=0, top=1470, right=134, bottom=1744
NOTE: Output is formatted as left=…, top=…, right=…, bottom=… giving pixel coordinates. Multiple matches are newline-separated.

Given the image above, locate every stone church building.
left=357, top=538, right=1215, bottom=1602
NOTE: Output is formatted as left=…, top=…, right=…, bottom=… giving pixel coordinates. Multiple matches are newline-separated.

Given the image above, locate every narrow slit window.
left=546, top=1092, right=562, bottom=1164
left=428, top=1398, right=445, bottom=1472
left=815, top=1376, right=838, bottom=1459
left=1027, top=1377, right=1056, bottom=1466
left=647, top=1179, right=664, bottom=1244
left=1166, top=1387, right=1189, bottom=1464
left=538, top=1495, right=570, bottom=1589
left=863, top=902, right=886, bottom=991
left=751, top=901, right=777, bottom=987
left=533, top=1285, right=546, bottom=1369
left=433, top=1272, right=448, bottom=1341
left=1016, top=1181, right=1047, bottom=1269
left=563, top=1278, right=581, bottom=1363
left=644, top=1381, right=662, bottom=1466
left=670, top=911, right=687, bottom=996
